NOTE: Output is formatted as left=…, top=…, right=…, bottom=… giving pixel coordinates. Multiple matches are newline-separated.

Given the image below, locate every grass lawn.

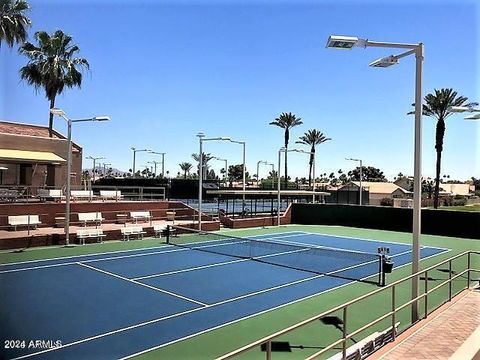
left=437, top=205, right=480, bottom=212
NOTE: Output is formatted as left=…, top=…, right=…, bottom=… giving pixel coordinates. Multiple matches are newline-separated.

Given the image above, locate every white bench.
left=76, top=228, right=106, bottom=245
left=78, top=212, right=104, bottom=227
left=71, top=190, right=93, bottom=201
left=153, top=225, right=177, bottom=238
left=121, top=226, right=146, bottom=241
left=8, top=215, right=42, bottom=231
left=130, top=211, right=151, bottom=224
left=38, top=189, right=65, bottom=201
left=100, top=190, right=123, bottom=201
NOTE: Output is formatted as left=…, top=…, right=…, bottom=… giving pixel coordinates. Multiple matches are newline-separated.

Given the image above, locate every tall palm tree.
left=191, top=152, right=214, bottom=179
left=411, top=88, right=477, bottom=208
left=19, top=30, right=90, bottom=137
left=0, top=0, right=30, bottom=48
left=269, top=112, right=303, bottom=188
left=179, top=162, right=193, bottom=179
left=296, top=129, right=331, bottom=186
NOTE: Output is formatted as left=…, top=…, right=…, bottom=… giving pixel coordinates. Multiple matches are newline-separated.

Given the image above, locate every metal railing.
left=217, top=250, right=479, bottom=360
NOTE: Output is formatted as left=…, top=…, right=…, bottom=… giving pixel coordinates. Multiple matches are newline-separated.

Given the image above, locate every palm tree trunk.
left=184, top=170, right=187, bottom=179
left=48, top=97, right=56, bottom=137
left=433, top=119, right=445, bottom=209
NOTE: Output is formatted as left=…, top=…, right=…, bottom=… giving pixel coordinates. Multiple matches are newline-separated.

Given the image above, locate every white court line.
left=12, top=248, right=448, bottom=360
left=77, top=262, right=207, bottom=307
left=0, top=233, right=305, bottom=274
left=300, top=231, right=451, bottom=251
left=0, top=231, right=304, bottom=268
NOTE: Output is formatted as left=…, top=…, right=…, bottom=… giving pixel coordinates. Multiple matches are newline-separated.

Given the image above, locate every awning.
left=0, top=149, right=66, bottom=164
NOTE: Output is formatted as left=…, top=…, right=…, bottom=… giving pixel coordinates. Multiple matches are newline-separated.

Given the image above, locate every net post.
left=166, top=225, right=170, bottom=244
left=342, top=307, right=348, bottom=359
left=467, top=252, right=471, bottom=288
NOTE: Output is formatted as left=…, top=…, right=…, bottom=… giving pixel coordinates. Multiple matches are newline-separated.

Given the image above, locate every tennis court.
left=0, top=229, right=448, bottom=360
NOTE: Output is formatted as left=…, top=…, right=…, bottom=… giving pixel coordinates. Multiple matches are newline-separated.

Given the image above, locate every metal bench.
left=121, top=226, right=147, bottom=241
left=100, top=190, right=123, bottom=201
left=78, top=212, right=104, bottom=227
left=76, top=228, right=106, bottom=245
left=38, top=189, right=65, bottom=202
left=71, top=190, right=93, bottom=201
left=130, top=211, right=151, bottom=224
left=8, top=215, right=42, bottom=231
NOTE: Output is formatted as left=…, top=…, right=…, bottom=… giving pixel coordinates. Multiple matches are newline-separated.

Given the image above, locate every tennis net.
left=167, top=226, right=383, bottom=285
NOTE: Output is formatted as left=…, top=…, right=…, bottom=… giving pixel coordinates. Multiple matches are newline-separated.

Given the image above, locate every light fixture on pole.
left=228, top=139, right=246, bottom=214
left=150, top=151, right=166, bottom=177
left=86, top=156, right=105, bottom=181
left=102, top=163, right=111, bottom=177
left=147, top=161, right=161, bottom=177
left=450, top=106, right=480, bottom=120
left=131, top=148, right=151, bottom=178
left=197, top=133, right=231, bottom=230
left=277, top=148, right=315, bottom=225
left=346, top=157, right=363, bottom=205
left=50, top=108, right=110, bottom=246
left=212, top=156, right=228, bottom=187
left=327, top=34, right=424, bottom=323
left=256, top=161, right=275, bottom=189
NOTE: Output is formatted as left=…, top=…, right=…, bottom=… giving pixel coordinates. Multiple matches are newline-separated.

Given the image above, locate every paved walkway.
left=372, top=288, right=480, bottom=360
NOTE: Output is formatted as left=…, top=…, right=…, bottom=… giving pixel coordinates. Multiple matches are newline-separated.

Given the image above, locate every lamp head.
left=465, top=113, right=480, bottom=120
left=326, top=35, right=366, bottom=49
left=93, top=116, right=110, bottom=122
left=50, top=108, right=65, bottom=116
left=369, top=56, right=398, bottom=67
left=197, top=132, right=206, bottom=138
left=450, top=106, right=472, bottom=113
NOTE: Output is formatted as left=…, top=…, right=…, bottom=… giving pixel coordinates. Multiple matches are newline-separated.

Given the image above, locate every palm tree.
left=0, top=0, right=31, bottom=48
left=296, top=129, right=331, bottom=186
left=179, top=162, right=193, bottom=179
left=19, top=30, right=90, bottom=137
left=191, top=152, right=214, bottom=179
left=411, top=88, right=477, bottom=208
left=269, top=112, right=303, bottom=188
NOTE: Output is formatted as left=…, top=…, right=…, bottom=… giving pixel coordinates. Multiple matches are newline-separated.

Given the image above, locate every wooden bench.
left=71, top=190, right=93, bottom=201
left=130, top=211, right=151, bottom=224
left=8, top=215, right=42, bottom=231
left=100, top=190, right=123, bottom=201
left=38, top=189, right=65, bottom=202
left=78, top=212, right=104, bottom=227
left=76, top=228, right=106, bottom=245
left=153, top=225, right=177, bottom=238
left=121, top=226, right=147, bottom=241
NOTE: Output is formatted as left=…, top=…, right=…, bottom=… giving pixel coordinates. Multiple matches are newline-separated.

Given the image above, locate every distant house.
left=0, top=120, right=82, bottom=188
left=394, top=177, right=474, bottom=197
left=339, top=181, right=412, bottom=206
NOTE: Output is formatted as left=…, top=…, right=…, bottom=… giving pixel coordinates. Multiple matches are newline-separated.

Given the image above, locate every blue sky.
left=1, top=0, right=478, bottom=180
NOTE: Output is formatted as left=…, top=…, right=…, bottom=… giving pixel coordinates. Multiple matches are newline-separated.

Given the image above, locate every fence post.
left=391, top=285, right=396, bottom=340
left=467, top=252, right=471, bottom=288
left=424, top=270, right=428, bottom=319
left=342, top=307, right=347, bottom=359
left=448, top=260, right=452, bottom=301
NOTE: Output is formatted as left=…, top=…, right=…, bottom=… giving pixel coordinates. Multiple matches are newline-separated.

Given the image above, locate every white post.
left=65, top=120, right=72, bottom=246
left=198, top=137, right=204, bottom=230
left=359, top=159, right=363, bottom=205
left=312, top=152, right=316, bottom=203
left=257, top=161, right=261, bottom=188
left=242, top=142, right=246, bottom=214
left=411, top=43, right=424, bottom=323
left=161, top=153, right=165, bottom=177
left=277, top=149, right=282, bottom=226
left=132, top=150, right=136, bottom=178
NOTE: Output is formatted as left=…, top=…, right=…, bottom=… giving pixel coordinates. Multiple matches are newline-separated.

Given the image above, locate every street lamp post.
left=277, top=148, right=314, bottom=225
left=50, top=108, right=110, bottom=246
left=102, top=163, right=111, bottom=177
left=346, top=157, right=363, bottom=205
left=150, top=151, right=166, bottom=177
left=131, top=148, right=151, bottom=178
left=256, top=161, right=273, bottom=188
left=212, top=157, right=228, bottom=187
left=86, top=156, right=105, bottom=181
left=197, top=133, right=231, bottom=230
left=327, top=34, right=424, bottom=322
left=147, top=161, right=162, bottom=177
left=229, top=140, right=246, bottom=214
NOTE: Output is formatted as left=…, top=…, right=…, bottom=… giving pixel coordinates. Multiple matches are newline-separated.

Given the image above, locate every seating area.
left=78, top=212, right=104, bottom=227
left=8, top=215, right=42, bottom=231
left=71, top=190, right=93, bottom=201
left=121, top=226, right=147, bottom=241
left=38, top=189, right=65, bottom=202
left=153, top=224, right=177, bottom=238
left=130, top=211, right=151, bottom=223
left=76, top=228, right=106, bottom=245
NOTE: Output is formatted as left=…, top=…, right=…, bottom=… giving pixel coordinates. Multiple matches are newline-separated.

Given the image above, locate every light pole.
left=150, top=151, right=166, bottom=177
left=50, top=108, right=110, bottom=246
left=102, top=163, right=111, bottom=177
left=86, top=156, right=105, bottom=181
left=327, top=34, right=424, bottom=322
left=147, top=161, right=162, bottom=177
left=256, top=161, right=274, bottom=189
left=346, top=157, right=363, bottom=205
left=131, top=148, right=151, bottom=178
left=212, top=157, right=228, bottom=187
left=229, top=140, right=246, bottom=214
left=197, top=133, right=231, bottom=230
left=277, top=148, right=314, bottom=225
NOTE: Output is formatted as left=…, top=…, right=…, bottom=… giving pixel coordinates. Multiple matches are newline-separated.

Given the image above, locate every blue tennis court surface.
left=0, top=231, right=448, bottom=359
